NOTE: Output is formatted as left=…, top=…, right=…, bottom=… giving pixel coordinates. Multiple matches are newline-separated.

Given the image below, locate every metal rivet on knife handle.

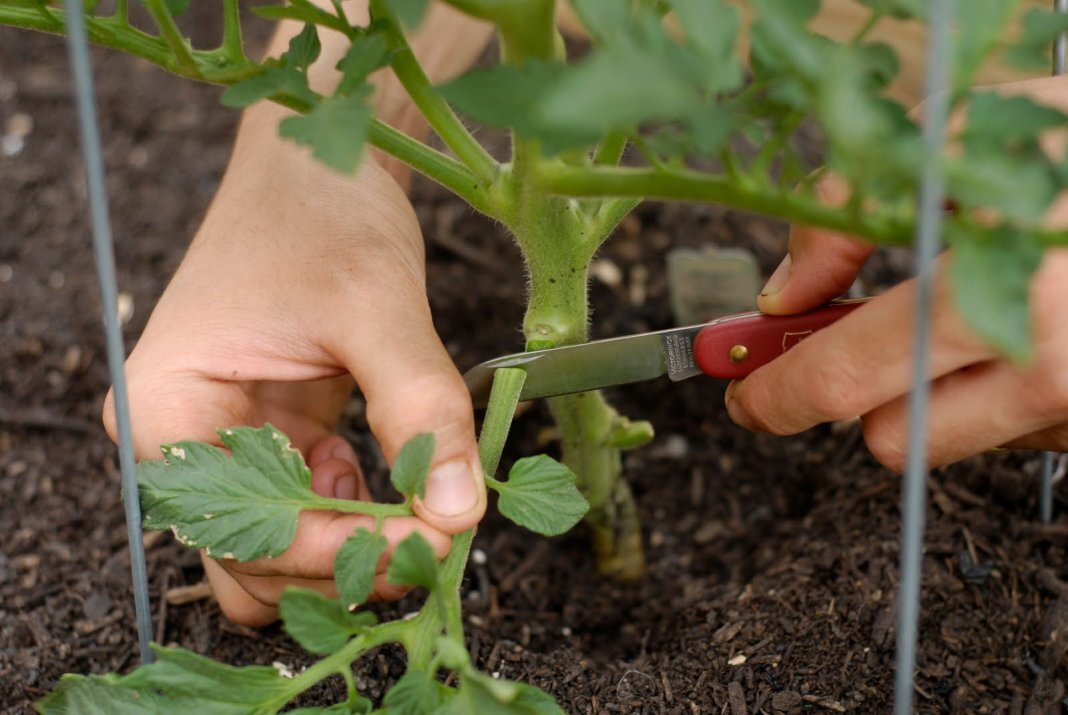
left=728, top=345, right=749, bottom=364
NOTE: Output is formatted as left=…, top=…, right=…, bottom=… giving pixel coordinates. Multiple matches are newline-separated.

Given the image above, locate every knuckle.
left=805, top=355, right=865, bottom=422
left=862, top=417, right=905, bottom=473
left=366, top=372, right=475, bottom=460
left=1024, top=361, right=1068, bottom=420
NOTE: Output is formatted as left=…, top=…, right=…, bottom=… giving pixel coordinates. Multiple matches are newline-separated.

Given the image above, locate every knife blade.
left=463, top=299, right=868, bottom=408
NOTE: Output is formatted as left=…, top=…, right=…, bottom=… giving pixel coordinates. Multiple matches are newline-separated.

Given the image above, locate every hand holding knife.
left=464, top=299, right=868, bottom=407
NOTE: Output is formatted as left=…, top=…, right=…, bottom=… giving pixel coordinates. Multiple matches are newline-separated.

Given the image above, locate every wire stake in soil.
left=62, top=0, right=154, bottom=665
left=1040, top=0, right=1067, bottom=525
left=894, top=1, right=954, bottom=712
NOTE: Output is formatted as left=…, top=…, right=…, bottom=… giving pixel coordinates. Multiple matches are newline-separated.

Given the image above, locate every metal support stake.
left=63, top=0, right=154, bottom=664
left=1041, top=0, right=1067, bottom=524
left=893, top=1, right=954, bottom=712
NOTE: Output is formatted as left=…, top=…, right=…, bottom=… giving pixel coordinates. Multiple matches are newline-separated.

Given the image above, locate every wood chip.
left=165, top=581, right=213, bottom=605
left=727, top=681, right=748, bottom=715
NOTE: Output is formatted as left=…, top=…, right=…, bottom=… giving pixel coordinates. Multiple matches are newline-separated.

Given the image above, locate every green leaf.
left=952, top=0, right=1016, bottom=88
left=253, top=3, right=346, bottom=32
left=382, top=671, right=445, bottom=714
left=389, top=432, right=435, bottom=499
left=570, top=0, right=630, bottom=43
left=488, top=456, right=588, bottom=536
left=336, top=33, right=392, bottom=96
left=671, top=0, right=740, bottom=68
left=386, top=532, right=439, bottom=590
left=1005, top=8, right=1068, bottom=70
left=120, top=645, right=290, bottom=709
left=857, top=0, right=926, bottom=19
left=948, top=227, right=1044, bottom=363
left=749, top=0, right=825, bottom=86
left=279, top=89, right=373, bottom=173
left=945, top=150, right=1057, bottom=224
left=283, top=24, right=322, bottom=71
left=221, top=66, right=315, bottom=109
left=439, top=62, right=563, bottom=135
left=962, top=92, right=1068, bottom=153
left=137, top=424, right=315, bottom=561
left=334, top=528, right=388, bottom=606
left=386, top=0, right=429, bottom=29
left=534, top=40, right=701, bottom=152
left=279, top=587, right=377, bottom=654
left=36, top=675, right=165, bottom=715
left=289, top=702, right=373, bottom=715
left=434, top=673, right=564, bottom=715
left=164, top=0, right=189, bottom=18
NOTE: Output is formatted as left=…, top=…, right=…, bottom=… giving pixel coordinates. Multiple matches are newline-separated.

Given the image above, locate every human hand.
left=103, top=103, right=485, bottom=626
left=724, top=77, right=1068, bottom=471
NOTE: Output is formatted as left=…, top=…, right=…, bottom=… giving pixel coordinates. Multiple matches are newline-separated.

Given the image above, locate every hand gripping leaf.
left=137, top=424, right=317, bottom=561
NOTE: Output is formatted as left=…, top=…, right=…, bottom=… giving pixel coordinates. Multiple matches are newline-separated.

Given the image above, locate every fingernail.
left=724, top=382, right=754, bottom=430
left=760, top=253, right=793, bottom=298
left=334, top=474, right=359, bottom=500
left=423, top=459, right=480, bottom=517
left=331, top=440, right=358, bottom=466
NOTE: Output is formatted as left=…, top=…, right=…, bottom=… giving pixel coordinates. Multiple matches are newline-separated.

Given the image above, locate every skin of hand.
left=102, top=4, right=494, bottom=626
left=724, top=75, right=1068, bottom=472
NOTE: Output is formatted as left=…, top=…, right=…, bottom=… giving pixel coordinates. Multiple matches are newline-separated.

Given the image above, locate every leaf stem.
left=340, top=666, right=356, bottom=704
left=534, top=163, right=913, bottom=245
left=367, top=119, right=495, bottom=215
left=372, top=0, right=498, bottom=185
left=593, top=131, right=629, bottom=166
left=851, top=9, right=883, bottom=44
left=477, top=368, right=527, bottom=478
left=306, top=496, right=412, bottom=519
left=113, top=0, right=128, bottom=26
left=221, top=0, right=243, bottom=62
left=143, top=0, right=198, bottom=75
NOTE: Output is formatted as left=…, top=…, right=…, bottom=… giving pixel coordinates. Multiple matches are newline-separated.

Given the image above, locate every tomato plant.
left=4, top=0, right=1068, bottom=711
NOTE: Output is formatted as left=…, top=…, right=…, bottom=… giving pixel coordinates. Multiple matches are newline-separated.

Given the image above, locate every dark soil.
left=4, top=15, right=1068, bottom=715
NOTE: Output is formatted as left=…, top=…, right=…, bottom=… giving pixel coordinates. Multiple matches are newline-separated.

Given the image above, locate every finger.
left=860, top=360, right=1067, bottom=471
left=727, top=261, right=998, bottom=436
left=1003, top=424, right=1068, bottom=452
left=308, top=435, right=372, bottom=501
left=758, top=175, right=875, bottom=316
left=202, top=556, right=278, bottom=627
left=103, top=372, right=250, bottom=461
left=229, top=514, right=451, bottom=579
left=321, top=267, right=485, bottom=535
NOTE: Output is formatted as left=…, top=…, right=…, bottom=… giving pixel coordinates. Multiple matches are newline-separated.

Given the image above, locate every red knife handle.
left=693, top=299, right=868, bottom=379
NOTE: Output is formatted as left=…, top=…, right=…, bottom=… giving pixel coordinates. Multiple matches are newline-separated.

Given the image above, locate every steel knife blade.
left=463, top=299, right=868, bottom=408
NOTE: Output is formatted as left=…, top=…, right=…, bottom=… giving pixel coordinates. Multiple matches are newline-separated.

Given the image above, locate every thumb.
left=758, top=175, right=874, bottom=316
left=327, top=281, right=486, bottom=535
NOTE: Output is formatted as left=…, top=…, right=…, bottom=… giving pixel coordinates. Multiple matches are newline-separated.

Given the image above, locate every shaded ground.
left=4, top=16, right=1068, bottom=715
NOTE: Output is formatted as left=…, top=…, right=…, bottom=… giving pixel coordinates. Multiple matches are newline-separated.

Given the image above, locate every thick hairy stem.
left=547, top=392, right=646, bottom=579
left=517, top=214, right=651, bottom=579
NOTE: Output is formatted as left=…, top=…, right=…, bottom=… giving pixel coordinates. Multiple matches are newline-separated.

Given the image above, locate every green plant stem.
left=113, top=0, right=128, bottom=27
left=367, top=120, right=495, bottom=215
left=0, top=4, right=496, bottom=216
left=221, top=0, right=243, bottom=61
left=510, top=202, right=648, bottom=578
left=372, top=0, right=498, bottom=185
left=593, top=131, right=629, bottom=166
left=143, top=0, right=198, bottom=75
left=0, top=5, right=257, bottom=80
left=403, top=366, right=528, bottom=672
left=340, top=667, right=357, bottom=704
left=547, top=392, right=645, bottom=579
left=851, top=9, right=883, bottom=44
left=535, top=162, right=914, bottom=245
left=306, top=496, right=412, bottom=519
left=478, top=368, right=527, bottom=478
